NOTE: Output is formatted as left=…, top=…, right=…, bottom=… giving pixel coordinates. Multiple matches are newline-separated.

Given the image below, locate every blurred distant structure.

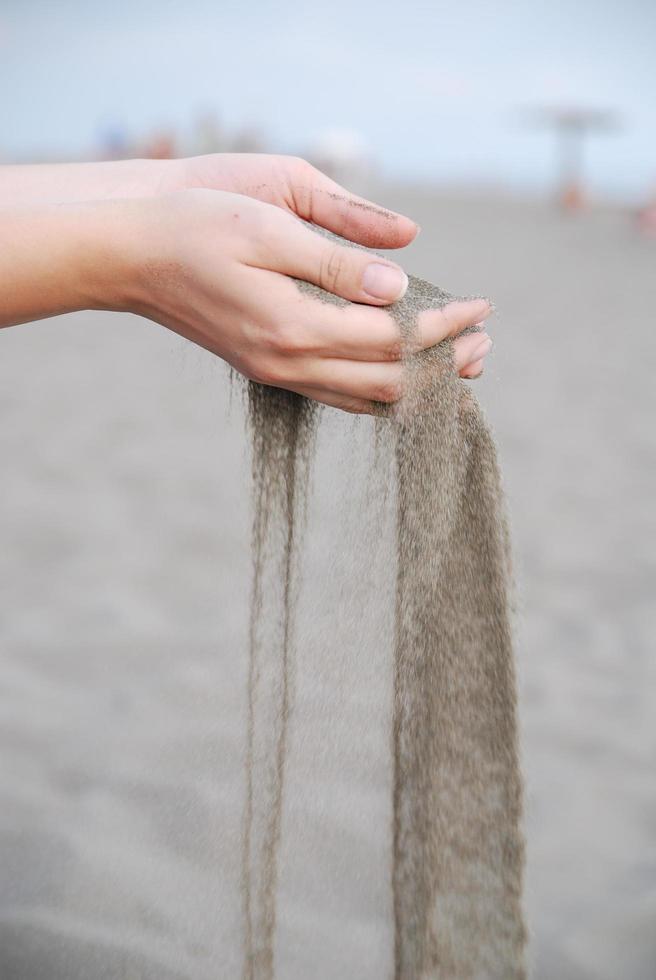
left=305, top=128, right=375, bottom=187
left=97, top=123, right=131, bottom=161
left=192, top=111, right=227, bottom=155
left=142, top=130, right=177, bottom=159
left=636, top=192, right=656, bottom=236
left=230, top=125, right=268, bottom=154
left=531, top=106, right=619, bottom=210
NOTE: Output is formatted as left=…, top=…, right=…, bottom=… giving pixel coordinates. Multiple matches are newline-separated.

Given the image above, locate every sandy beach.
left=1, top=185, right=654, bottom=979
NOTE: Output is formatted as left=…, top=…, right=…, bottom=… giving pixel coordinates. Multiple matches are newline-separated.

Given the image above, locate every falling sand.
left=240, top=224, right=526, bottom=979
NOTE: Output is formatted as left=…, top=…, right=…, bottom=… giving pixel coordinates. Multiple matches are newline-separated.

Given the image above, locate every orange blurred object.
left=143, top=132, right=176, bottom=159
left=559, top=181, right=586, bottom=211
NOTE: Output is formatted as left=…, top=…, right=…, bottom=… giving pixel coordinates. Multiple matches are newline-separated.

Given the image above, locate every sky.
left=1, top=0, right=655, bottom=200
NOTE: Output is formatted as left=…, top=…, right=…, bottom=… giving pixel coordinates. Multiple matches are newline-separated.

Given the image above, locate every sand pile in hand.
left=240, top=225, right=526, bottom=980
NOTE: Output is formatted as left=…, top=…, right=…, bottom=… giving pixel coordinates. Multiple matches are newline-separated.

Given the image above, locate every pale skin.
left=0, top=154, right=492, bottom=413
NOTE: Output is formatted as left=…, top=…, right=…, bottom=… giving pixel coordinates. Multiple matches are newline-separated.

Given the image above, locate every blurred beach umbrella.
left=529, top=106, right=620, bottom=209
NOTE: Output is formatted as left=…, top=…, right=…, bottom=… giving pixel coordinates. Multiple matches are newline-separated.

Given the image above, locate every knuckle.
left=374, top=377, right=403, bottom=403
left=285, top=157, right=317, bottom=219
left=252, top=358, right=286, bottom=387
left=319, top=245, right=348, bottom=294
left=244, top=201, right=285, bottom=248
left=269, top=319, right=305, bottom=355
left=260, top=305, right=309, bottom=355
left=242, top=346, right=288, bottom=387
left=260, top=203, right=285, bottom=238
left=239, top=355, right=264, bottom=385
left=343, top=400, right=369, bottom=415
left=287, top=154, right=312, bottom=177
left=384, top=336, right=404, bottom=362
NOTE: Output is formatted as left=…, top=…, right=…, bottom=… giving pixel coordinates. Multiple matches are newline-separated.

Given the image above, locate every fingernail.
left=476, top=335, right=493, bottom=355
left=362, top=262, right=408, bottom=301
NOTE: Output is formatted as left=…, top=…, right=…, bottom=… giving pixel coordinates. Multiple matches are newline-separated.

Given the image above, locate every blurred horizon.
left=1, top=0, right=655, bottom=204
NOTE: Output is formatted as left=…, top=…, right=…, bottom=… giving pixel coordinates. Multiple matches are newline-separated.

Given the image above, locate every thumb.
left=287, top=159, right=419, bottom=249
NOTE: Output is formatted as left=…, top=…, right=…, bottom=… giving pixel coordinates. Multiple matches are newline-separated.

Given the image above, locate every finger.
left=254, top=211, right=409, bottom=305
left=282, top=294, right=491, bottom=362
left=288, top=383, right=375, bottom=415
left=461, top=357, right=486, bottom=379
left=403, top=300, right=492, bottom=353
left=453, top=332, right=492, bottom=371
left=424, top=299, right=492, bottom=342
left=288, top=159, right=419, bottom=248
left=296, top=331, right=492, bottom=401
left=292, top=358, right=405, bottom=403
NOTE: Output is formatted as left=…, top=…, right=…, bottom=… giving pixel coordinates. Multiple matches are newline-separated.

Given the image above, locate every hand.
left=168, top=154, right=493, bottom=385
left=113, top=188, right=492, bottom=414
left=0, top=155, right=493, bottom=407
left=1, top=153, right=417, bottom=252
left=168, top=152, right=419, bottom=247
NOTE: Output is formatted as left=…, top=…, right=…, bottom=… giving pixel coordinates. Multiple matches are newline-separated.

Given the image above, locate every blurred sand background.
left=1, top=184, right=654, bottom=979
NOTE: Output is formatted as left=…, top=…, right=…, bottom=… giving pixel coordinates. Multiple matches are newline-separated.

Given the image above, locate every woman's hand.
left=0, top=153, right=419, bottom=249
left=0, top=154, right=493, bottom=412
left=1, top=153, right=416, bottom=249
left=167, top=153, right=420, bottom=249
left=111, top=188, right=492, bottom=414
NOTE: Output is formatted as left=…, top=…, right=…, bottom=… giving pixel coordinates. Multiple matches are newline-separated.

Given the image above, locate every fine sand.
left=245, top=250, right=524, bottom=979
left=0, top=186, right=654, bottom=980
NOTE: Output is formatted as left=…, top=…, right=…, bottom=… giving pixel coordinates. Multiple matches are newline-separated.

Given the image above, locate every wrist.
left=0, top=158, right=182, bottom=207
left=96, top=157, right=183, bottom=200
left=0, top=197, right=160, bottom=329
left=71, top=198, right=150, bottom=314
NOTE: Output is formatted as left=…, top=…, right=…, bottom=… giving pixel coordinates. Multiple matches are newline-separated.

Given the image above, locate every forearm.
left=0, top=200, right=135, bottom=328
left=0, top=159, right=177, bottom=206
